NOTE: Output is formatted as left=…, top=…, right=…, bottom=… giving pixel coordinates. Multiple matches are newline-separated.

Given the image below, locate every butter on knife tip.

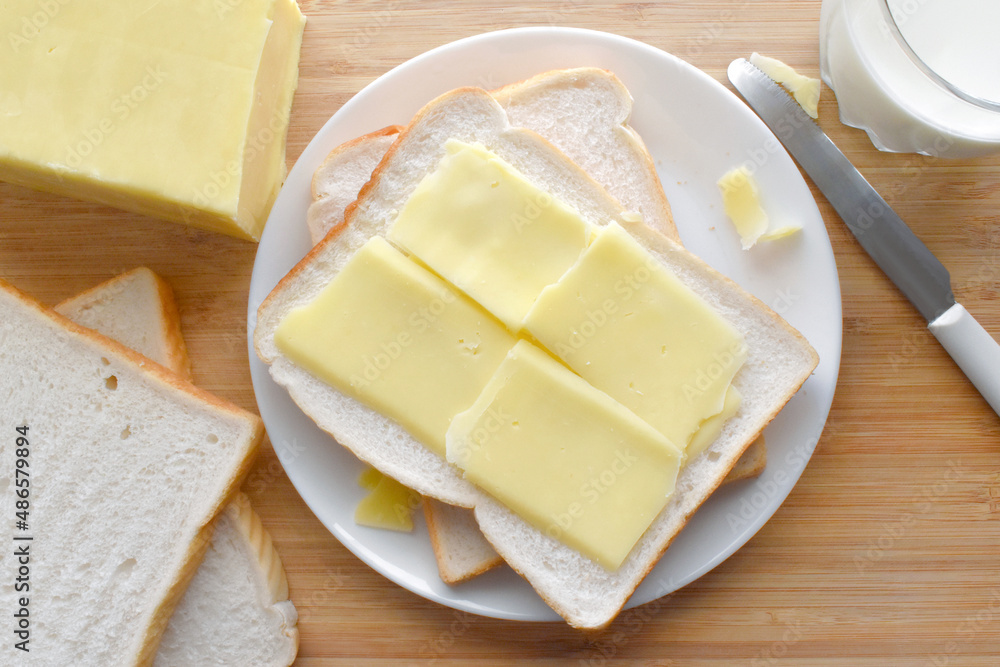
left=748, top=53, right=821, bottom=118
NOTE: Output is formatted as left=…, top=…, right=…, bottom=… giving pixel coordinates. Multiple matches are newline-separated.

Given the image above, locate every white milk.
left=820, top=0, right=1000, bottom=157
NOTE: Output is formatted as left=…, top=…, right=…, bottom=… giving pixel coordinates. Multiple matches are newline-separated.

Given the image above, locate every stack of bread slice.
left=55, top=268, right=299, bottom=666
left=0, top=270, right=297, bottom=665
left=255, top=68, right=818, bottom=628
left=306, top=69, right=770, bottom=585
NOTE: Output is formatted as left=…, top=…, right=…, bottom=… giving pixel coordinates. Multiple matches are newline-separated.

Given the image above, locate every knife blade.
left=727, top=57, right=1000, bottom=416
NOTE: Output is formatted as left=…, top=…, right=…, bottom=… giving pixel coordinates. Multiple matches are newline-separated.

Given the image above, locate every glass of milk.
left=820, top=0, right=1000, bottom=158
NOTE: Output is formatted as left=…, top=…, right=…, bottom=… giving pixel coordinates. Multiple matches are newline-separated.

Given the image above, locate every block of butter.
left=0, top=0, right=305, bottom=240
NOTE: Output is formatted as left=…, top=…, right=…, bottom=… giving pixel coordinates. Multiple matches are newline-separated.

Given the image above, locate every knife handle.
left=928, top=303, right=1000, bottom=417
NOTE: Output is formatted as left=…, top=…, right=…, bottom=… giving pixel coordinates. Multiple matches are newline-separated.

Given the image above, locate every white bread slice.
left=306, top=69, right=765, bottom=585
left=307, top=68, right=676, bottom=244
left=0, top=279, right=264, bottom=665
left=153, top=493, right=298, bottom=667
left=55, top=267, right=192, bottom=381
left=422, top=498, right=503, bottom=584
left=255, top=85, right=818, bottom=627
left=491, top=67, right=676, bottom=239
left=308, top=126, right=402, bottom=245
left=58, top=270, right=298, bottom=666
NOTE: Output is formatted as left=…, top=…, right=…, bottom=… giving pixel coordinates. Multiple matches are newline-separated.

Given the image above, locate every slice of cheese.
left=355, top=467, right=420, bottom=532
left=446, top=340, right=683, bottom=570
left=523, top=222, right=746, bottom=451
left=274, top=237, right=516, bottom=457
left=389, top=140, right=591, bottom=330
left=0, top=0, right=305, bottom=240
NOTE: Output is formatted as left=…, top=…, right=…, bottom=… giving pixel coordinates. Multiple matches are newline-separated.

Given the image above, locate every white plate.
left=248, top=27, right=842, bottom=622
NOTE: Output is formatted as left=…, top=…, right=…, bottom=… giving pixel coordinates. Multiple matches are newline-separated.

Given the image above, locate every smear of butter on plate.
left=717, top=166, right=801, bottom=248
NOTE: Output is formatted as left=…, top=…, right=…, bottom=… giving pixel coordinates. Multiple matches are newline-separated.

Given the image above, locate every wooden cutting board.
left=2, top=1, right=999, bottom=664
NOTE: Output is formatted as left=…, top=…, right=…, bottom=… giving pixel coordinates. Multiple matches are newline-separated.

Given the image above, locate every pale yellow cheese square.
left=524, top=222, right=747, bottom=451
left=354, top=467, right=420, bottom=532
left=274, top=237, right=516, bottom=457
left=389, top=140, right=591, bottom=330
left=447, top=340, right=683, bottom=571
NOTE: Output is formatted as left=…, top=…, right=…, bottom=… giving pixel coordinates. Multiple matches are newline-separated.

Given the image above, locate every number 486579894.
left=14, top=425, right=29, bottom=531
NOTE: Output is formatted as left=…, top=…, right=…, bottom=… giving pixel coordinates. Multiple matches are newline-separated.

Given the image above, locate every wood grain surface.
left=2, top=1, right=999, bottom=664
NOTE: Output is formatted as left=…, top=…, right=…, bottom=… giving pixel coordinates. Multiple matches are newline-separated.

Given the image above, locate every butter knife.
left=727, top=57, right=1000, bottom=416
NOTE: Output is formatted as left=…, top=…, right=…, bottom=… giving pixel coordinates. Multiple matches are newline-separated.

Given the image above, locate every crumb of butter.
left=717, top=166, right=802, bottom=249
left=750, top=52, right=821, bottom=119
